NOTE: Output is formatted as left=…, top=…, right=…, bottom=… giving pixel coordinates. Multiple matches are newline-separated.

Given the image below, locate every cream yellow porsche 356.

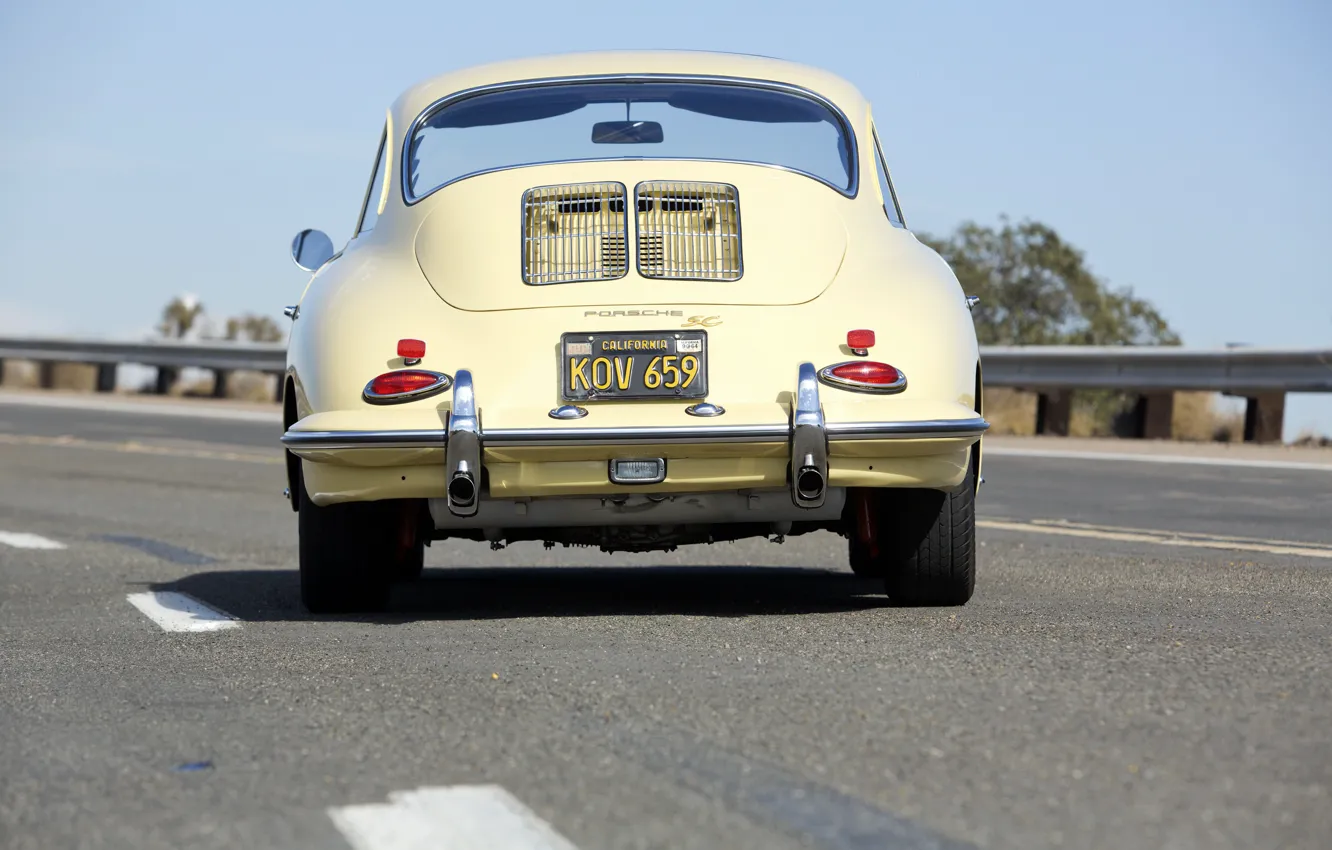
left=281, top=50, right=987, bottom=613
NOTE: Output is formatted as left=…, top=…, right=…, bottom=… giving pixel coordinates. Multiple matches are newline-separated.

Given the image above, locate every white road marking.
left=0, top=390, right=279, bottom=423
left=0, top=531, right=66, bottom=550
left=978, top=518, right=1332, bottom=559
left=0, top=432, right=278, bottom=464
left=985, top=445, right=1332, bottom=472
left=126, top=591, right=241, bottom=632
left=329, top=785, right=580, bottom=850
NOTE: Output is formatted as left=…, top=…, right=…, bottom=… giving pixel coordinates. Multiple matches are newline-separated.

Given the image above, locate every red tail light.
left=847, top=329, right=875, bottom=352
left=363, top=369, right=452, bottom=404
left=817, top=361, right=907, bottom=394
left=397, top=338, right=426, bottom=360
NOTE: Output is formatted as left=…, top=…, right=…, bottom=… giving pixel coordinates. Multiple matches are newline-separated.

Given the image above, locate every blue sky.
left=1, top=0, right=1329, bottom=436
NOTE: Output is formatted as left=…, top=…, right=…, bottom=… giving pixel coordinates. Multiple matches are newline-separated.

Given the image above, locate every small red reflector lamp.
left=847, top=329, right=875, bottom=350
left=397, top=338, right=426, bottom=359
left=365, top=369, right=448, bottom=400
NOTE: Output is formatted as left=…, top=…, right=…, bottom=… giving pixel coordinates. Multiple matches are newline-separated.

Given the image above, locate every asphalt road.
left=1, top=394, right=1329, bottom=850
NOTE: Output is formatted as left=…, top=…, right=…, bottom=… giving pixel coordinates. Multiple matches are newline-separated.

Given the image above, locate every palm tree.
left=157, top=295, right=204, bottom=339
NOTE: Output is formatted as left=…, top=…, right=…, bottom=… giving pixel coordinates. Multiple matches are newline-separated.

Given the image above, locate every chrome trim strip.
left=402, top=74, right=860, bottom=203
left=362, top=370, right=453, bottom=405
left=825, top=418, right=990, bottom=439
left=281, top=430, right=447, bottom=450
left=816, top=362, right=908, bottom=394
left=280, top=417, right=990, bottom=450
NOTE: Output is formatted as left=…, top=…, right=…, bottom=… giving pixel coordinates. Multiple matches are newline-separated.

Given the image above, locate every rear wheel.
left=297, top=468, right=396, bottom=613
left=849, top=465, right=977, bottom=605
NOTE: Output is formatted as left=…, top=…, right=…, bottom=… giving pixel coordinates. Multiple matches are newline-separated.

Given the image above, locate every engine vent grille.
left=635, top=182, right=742, bottom=281
left=522, top=183, right=628, bottom=285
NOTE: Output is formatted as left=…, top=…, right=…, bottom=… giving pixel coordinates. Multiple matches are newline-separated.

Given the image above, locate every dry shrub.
left=177, top=377, right=215, bottom=398
left=1173, top=391, right=1241, bottom=442
left=1070, top=406, right=1107, bottom=437
left=1292, top=431, right=1332, bottom=448
left=982, top=387, right=1037, bottom=435
left=164, top=370, right=275, bottom=402
left=983, top=387, right=1246, bottom=442
left=51, top=363, right=97, bottom=391
left=0, top=361, right=100, bottom=391
left=1, top=360, right=37, bottom=388
left=228, top=372, right=277, bottom=403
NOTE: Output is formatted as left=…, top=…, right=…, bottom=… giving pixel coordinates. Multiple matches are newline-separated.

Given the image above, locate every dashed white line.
left=985, top=445, right=1332, bottom=472
left=329, top=785, right=580, bottom=850
left=126, top=591, right=240, bottom=632
left=0, top=531, right=66, bottom=550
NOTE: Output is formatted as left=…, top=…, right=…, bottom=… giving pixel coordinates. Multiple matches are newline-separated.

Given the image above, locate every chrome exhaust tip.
left=447, top=461, right=477, bottom=507
left=796, top=463, right=826, bottom=502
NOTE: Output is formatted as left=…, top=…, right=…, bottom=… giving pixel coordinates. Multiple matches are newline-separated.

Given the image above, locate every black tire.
left=851, top=465, right=976, bottom=605
left=297, top=470, right=393, bottom=613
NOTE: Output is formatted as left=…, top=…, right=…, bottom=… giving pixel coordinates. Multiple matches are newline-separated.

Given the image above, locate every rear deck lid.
left=413, top=163, right=848, bottom=312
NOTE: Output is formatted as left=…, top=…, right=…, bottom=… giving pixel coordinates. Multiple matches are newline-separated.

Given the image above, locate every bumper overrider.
left=282, top=362, right=988, bottom=516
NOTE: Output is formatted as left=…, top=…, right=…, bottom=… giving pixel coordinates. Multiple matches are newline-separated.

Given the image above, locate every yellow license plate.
left=560, top=331, right=708, bottom=401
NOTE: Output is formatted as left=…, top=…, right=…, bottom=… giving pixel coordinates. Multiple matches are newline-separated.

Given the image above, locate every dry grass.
left=0, top=360, right=36, bottom=388
left=0, top=361, right=96, bottom=390
left=982, top=388, right=1038, bottom=435
left=1172, top=391, right=1243, bottom=443
left=985, top=387, right=1244, bottom=442
left=172, top=371, right=275, bottom=402
left=3, top=359, right=277, bottom=404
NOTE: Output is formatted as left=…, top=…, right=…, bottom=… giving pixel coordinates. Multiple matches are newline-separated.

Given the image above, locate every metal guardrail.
left=1, top=336, right=1327, bottom=441
left=0, top=337, right=286, bottom=373
left=1, top=337, right=1329, bottom=393
left=981, top=346, right=1332, bottom=393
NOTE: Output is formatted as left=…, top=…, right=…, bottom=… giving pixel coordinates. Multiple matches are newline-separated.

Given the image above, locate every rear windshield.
left=405, top=80, right=855, bottom=200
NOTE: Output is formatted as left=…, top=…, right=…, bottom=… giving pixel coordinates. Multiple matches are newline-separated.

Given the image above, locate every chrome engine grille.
left=635, top=182, right=742, bottom=281
left=522, top=183, right=628, bottom=284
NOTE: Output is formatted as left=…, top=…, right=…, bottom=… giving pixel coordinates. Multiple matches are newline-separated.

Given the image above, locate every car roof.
left=389, top=50, right=869, bottom=129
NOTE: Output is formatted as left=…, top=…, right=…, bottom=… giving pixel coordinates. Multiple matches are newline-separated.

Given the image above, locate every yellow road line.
left=977, top=519, right=1332, bottom=559
left=1024, top=518, right=1332, bottom=551
left=0, top=433, right=279, bottom=465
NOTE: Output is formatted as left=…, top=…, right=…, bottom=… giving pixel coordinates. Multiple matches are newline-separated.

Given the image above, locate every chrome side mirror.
left=291, top=229, right=334, bottom=272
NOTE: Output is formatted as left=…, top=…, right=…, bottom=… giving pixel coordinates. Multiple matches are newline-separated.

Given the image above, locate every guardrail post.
left=212, top=369, right=229, bottom=399
left=1242, top=392, right=1285, bottom=444
left=0, top=358, right=5, bottom=385
left=95, top=363, right=117, bottom=393
left=1139, top=391, right=1174, bottom=439
left=1035, top=391, right=1071, bottom=436
left=154, top=366, right=177, bottom=396
left=38, top=361, right=56, bottom=389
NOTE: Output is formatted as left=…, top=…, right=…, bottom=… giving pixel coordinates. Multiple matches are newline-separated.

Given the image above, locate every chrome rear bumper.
left=281, top=362, right=988, bottom=515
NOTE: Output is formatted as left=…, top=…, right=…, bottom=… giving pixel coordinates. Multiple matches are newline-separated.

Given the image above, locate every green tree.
left=224, top=314, right=283, bottom=343
left=921, top=218, right=1179, bottom=435
left=919, top=218, right=1179, bottom=346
